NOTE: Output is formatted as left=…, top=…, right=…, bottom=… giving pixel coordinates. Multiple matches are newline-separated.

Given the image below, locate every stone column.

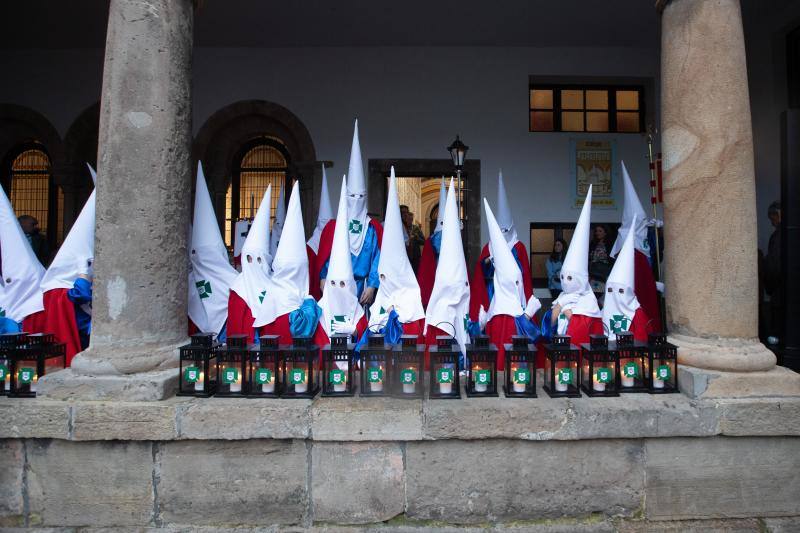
left=660, top=0, right=799, bottom=396
left=41, top=0, right=194, bottom=400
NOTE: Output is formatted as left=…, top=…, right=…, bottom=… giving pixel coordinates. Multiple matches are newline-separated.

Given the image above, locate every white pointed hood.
left=0, top=185, right=45, bottom=321
left=345, top=119, right=370, bottom=256
left=318, top=176, right=364, bottom=338
left=484, top=198, right=526, bottom=322
left=604, top=214, right=641, bottom=339
left=87, top=163, right=97, bottom=185
left=496, top=170, right=518, bottom=247
left=41, top=190, right=95, bottom=293
left=433, top=178, right=446, bottom=234
left=553, top=185, right=601, bottom=319
left=611, top=160, right=651, bottom=258
left=269, top=183, right=286, bottom=260
left=307, top=164, right=333, bottom=253
left=230, top=185, right=272, bottom=317
left=370, top=167, right=425, bottom=327
left=259, top=181, right=310, bottom=326
left=424, top=179, right=471, bottom=355
left=188, top=162, right=238, bottom=334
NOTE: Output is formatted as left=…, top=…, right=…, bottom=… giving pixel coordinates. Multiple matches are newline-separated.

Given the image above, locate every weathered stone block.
left=177, top=398, right=310, bottom=440
left=72, top=400, right=178, bottom=440
left=158, top=439, right=308, bottom=525
left=406, top=439, right=644, bottom=522
left=311, top=441, right=404, bottom=523
left=645, top=436, right=800, bottom=519
left=37, top=368, right=179, bottom=402
left=312, top=396, right=423, bottom=441
left=718, top=398, right=800, bottom=436
left=0, top=400, right=70, bottom=439
left=27, top=440, right=154, bottom=526
left=0, top=440, right=24, bottom=526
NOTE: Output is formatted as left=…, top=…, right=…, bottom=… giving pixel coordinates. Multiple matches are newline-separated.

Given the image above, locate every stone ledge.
left=0, top=389, right=798, bottom=442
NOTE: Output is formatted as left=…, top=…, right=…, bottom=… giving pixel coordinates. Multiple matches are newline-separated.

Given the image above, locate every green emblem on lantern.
left=596, top=367, right=612, bottom=384
left=255, top=368, right=272, bottom=384
left=623, top=362, right=639, bottom=378
left=258, top=290, right=267, bottom=304
left=329, top=369, right=346, bottom=384
left=656, top=365, right=671, bottom=380
left=557, top=368, right=572, bottom=385
left=348, top=219, right=363, bottom=234
left=18, top=367, right=34, bottom=384
left=436, top=368, right=454, bottom=384
left=290, top=368, right=306, bottom=384
left=367, top=367, right=383, bottom=383
left=474, top=369, right=490, bottom=384
left=400, top=368, right=417, bottom=384
left=184, top=366, right=200, bottom=383
left=609, top=314, right=631, bottom=334
left=222, top=367, right=239, bottom=384
left=196, top=280, right=212, bottom=299
left=513, top=368, right=530, bottom=384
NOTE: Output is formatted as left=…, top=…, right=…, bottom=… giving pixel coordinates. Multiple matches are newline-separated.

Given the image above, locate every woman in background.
left=546, top=238, right=567, bottom=299
left=588, top=224, right=613, bottom=305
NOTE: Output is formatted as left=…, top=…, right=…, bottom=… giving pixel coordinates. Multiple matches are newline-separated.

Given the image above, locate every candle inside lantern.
left=262, top=373, right=275, bottom=393
left=4, top=371, right=9, bottom=391
left=555, top=365, right=569, bottom=392
left=652, top=369, right=665, bottom=389
left=621, top=362, right=634, bottom=387
left=473, top=365, right=487, bottom=392
left=333, top=361, right=348, bottom=392
left=401, top=367, right=416, bottom=394
left=293, top=368, right=309, bottom=393
left=511, top=366, right=527, bottom=393
left=229, top=374, right=242, bottom=393
left=592, top=371, right=606, bottom=392
left=30, top=374, right=39, bottom=393
left=194, top=371, right=205, bottom=392
left=369, top=365, right=384, bottom=392
left=437, top=365, right=454, bottom=394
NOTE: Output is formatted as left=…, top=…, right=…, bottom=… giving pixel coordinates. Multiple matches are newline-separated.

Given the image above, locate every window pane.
left=561, top=90, right=584, bottom=110
left=10, top=149, right=51, bottom=237
left=530, top=111, right=554, bottom=131
left=562, top=228, right=574, bottom=247
left=531, top=228, right=554, bottom=253
left=530, top=89, right=553, bottom=109
left=586, top=90, right=608, bottom=110
left=587, top=112, right=610, bottom=132
left=616, top=90, right=640, bottom=110
left=532, top=254, right=548, bottom=279
left=561, top=111, right=584, bottom=131
left=616, top=111, right=641, bottom=132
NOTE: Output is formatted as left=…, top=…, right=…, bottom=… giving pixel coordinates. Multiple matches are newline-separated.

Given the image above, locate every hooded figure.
left=316, top=176, right=368, bottom=344
left=368, top=167, right=426, bottom=342
left=604, top=215, right=651, bottom=341
left=0, top=184, right=46, bottom=333
left=546, top=185, right=603, bottom=346
left=470, top=170, right=533, bottom=321
left=315, top=120, right=383, bottom=304
left=424, top=179, right=473, bottom=363
left=188, top=162, right=238, bottom=337
left=227, top=185, right=273, bottom=343
left=307, top=164, right=333, bottom=299
left=483, top=198, right=542, bottom=368
left=610, top=161, right=662, bottom=332
left=40, top=190, right=96, bottom=364
left=417, top=177, right=446, bottom=308
left=269, top=182, right=286, bottom=263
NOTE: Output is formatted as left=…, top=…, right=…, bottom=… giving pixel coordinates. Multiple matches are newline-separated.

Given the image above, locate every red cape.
left=485, top=314, right=543, bottom=370
left=307, top=245, right=320, bottom=300
left=313, top=218, right=383, bottom=285
left=629, top=307, right=651, bottom=343
left=188, top=318, right=199, bottom=336
left=417, top=238, right=437, bottom=308
left=469, top=241, right=533, bottom=320
left=42, top=288, right=81, bottom=366
left=313, top=314, right=368, bottom=348
left=634, top=250, right=662, bottom=333
left=22, top=310, right=46, bottom=334
left=227, top=290, right=257, bottom=343
left=535, top=314, right=604, bottom=369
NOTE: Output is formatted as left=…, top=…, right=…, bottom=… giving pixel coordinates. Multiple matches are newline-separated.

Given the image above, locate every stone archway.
left=193, top=100, right=319, bottom=234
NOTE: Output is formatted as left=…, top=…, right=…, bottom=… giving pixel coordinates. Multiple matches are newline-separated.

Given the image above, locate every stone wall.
left=1, top=391, right=799, bottom=530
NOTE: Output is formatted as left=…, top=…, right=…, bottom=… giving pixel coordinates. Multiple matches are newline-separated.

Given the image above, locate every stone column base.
left=679, top=364, right=800, bottom=399
left=37, top=367, right=178, bottom=401
left=670, top=333, right=777, bottom=372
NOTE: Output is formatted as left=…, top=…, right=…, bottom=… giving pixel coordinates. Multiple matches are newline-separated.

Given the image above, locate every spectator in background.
left=400, top=204, right=424, bottom=273
left=764, top=201, right=782, bottom=344
left=17, top=215, right=50, bottom=266
left=546, top=238, right=567, bottom=299
left=588, top=224, right=614, bottom=304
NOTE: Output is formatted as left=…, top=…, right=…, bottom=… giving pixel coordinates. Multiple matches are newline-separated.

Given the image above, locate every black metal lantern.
left=178, top=332, right=219, bottom=397
left=466, top=334, right=498, bottom=397
left=428, top=336, right=461, bottom=399
left=248, top=335, right=281, bottom=398
left=392, top=334, right=424, bottom=398
left=543, top=334, right=581, bottom=398
left=613, top=331, right=649, bottom=393
left=322, top=334, right=356, bottom=396
left=0, top=333, right=26, bottom=396
left=504, top=335, right=536, bottom=398
left=215, top=334, right=250, bottom=397
left=360, top=333, right=391, bottom=397
left=281, top=335, right=319, bottom=398
left=447, top=135, right=469, bottom=169
left=580, top=335, right=619, bottom=397
left=646, top=333, right=678, bottom=393
left=8, top=333, right=66, bottom=398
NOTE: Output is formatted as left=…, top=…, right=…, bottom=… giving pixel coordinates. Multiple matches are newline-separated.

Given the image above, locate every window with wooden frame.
left=529, top=85, right=644, bottom=133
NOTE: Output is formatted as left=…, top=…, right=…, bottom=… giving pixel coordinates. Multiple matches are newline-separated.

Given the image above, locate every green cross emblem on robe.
left=609, top=314, right=630, bottom=334
left=348, top=219, right=363, bottom=234
left=259, top=290, right=267, bottom=304
left=196, top=280, right=212, bottom=299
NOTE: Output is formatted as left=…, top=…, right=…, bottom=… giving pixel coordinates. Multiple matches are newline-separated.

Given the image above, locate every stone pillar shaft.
left=77, top=0, right=194, bottom=375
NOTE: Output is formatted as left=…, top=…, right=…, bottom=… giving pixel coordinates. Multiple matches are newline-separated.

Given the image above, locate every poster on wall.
left=570, top=139, right=616, bottom=209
